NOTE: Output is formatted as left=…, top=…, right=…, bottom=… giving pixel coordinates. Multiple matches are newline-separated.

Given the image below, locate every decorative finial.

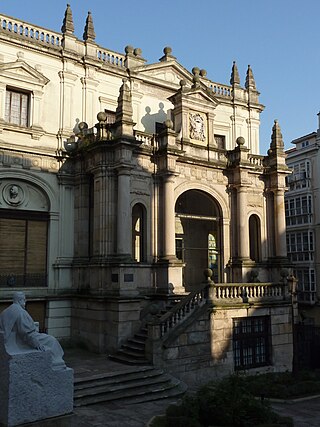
left=236, top=136, right=245, bottom=146
left=159, top=46, right=176, bottom=62
left=270, top=119, right=284, bottom=150
left=245, top=65, right=256, bottom=90
left=191, top=67, right=201, bottom=88
left=83, top=11, right=96, bottom=42
left=230, top=61, right=240, bottom=86
left=61, top=4, right=74, bottom=35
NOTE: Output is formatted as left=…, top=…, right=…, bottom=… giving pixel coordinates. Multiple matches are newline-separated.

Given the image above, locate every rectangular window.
left=285, top=195, right=312, bottom=226
left=5, top=89, right=29, bottom=127
left=288, top=160, right=311, bottom=190
left=214, top=134, right=226, bottom=150
left=233, top=316, right=271, bottom=369
left=0, top=214, right=48, bottom=287
left=286, top=231, right=314, bottom=262
left=294, top=268, right=316, bottom=303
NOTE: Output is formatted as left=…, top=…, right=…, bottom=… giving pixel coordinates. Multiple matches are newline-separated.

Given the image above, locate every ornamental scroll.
left=189, top=112, right=206, bottom=142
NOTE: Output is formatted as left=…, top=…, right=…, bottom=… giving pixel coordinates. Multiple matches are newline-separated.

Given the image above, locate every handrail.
left=150, top=284, right=208, bottom=338
left=148, top=281, right=289, bottom=341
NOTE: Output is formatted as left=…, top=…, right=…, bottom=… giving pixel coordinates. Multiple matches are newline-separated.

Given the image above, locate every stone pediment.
left=184, top=87, right=219, bottom=106
left=134, top=60, right=192, bottom=86
left=168, top=84, right=220, bottom=111
left=0, top=60, right=49, bottom=87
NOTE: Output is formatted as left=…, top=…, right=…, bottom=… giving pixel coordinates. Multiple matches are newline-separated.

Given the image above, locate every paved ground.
left=21, top=349, right=320, bottom=427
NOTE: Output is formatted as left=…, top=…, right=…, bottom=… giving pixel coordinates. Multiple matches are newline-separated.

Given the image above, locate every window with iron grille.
left=5, top=88, right=30, bottom=127
left=233, top=316, right=271, bottom=369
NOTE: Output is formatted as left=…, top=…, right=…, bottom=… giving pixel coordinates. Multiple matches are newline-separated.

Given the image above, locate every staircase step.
left=121, top=343, right=145, bottom=352
left=75, top=373, right=171, bottom=399
left=133, top=333, right=147, bottom=342
left=126, top=380, right=188, bottom=405
left=127, top=337, right=146, bottom=348
left=108, top=353, right=149, bottom=365
left=116, top=348, right=146, bottom=359
left=75, top=368, right=164, bottom=391
left=74, top=374, right=185, bottom=407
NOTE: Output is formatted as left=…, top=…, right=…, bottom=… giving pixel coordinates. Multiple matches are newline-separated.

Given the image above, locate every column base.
left=155, top=259, right=185, bottom=294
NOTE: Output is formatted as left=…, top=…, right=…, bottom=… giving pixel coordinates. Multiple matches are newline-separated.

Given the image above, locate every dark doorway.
left=175, top=190, right=222, bottom=290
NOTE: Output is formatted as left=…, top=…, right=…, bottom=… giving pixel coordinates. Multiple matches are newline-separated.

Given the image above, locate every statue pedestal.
left=0, top=332, right=73, bottom=427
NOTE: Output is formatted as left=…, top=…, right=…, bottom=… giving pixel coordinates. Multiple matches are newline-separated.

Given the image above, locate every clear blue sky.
left=1, top=0, right=319, bottom=154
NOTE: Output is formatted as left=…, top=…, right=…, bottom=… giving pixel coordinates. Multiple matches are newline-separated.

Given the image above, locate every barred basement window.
left=233, top=316, right=271, bottom=369
left=5, top=88, right=30, bottom=127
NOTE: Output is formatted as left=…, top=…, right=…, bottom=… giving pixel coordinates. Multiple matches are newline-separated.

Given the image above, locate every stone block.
left=188, top=331, right=210, bottom=344
left=0, top=342, right=73, bottom=427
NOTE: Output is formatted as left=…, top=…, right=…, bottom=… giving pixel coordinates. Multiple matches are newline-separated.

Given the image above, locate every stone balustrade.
left=0, top=14, right=61, bottom=47
left=148, top=286, right=207, bottom=339
left=210, top=282, right=287, bottom=302
left=134, top=130, right=157, bottom=148
left=205, top=81, right=232, bottom=97
left=148, top=281, right=289, bottom=341
left=97, top=49, right=125, bottom=67
left=248, top=154, right=264, bottom=167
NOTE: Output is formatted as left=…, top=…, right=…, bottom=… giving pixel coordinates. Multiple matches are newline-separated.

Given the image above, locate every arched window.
left=132, top=204, right=146, bottom=262
left=249, top=214, right=261, bottom=262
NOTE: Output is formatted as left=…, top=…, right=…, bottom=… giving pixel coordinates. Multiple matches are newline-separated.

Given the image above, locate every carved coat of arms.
left=189, top=113, right=206, bottom=142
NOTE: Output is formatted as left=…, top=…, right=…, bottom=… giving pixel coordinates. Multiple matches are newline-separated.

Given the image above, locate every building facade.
left=285, top=116, right=320, bottom=322
left=0, top=6, right=293, bottom=380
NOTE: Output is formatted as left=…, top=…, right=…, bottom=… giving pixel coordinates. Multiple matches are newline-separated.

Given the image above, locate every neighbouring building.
left=285, top=115, right=320, bottom=322
left=0, top=5, right=294, bottom=385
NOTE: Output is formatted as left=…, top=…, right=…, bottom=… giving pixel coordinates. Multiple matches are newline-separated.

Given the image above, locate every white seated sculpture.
left=0, top=291, right=65, bottom=367
left=0, top=292, right=73, bottom=427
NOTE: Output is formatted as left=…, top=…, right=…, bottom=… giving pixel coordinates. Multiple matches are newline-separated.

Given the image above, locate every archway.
left=175, top=189, right=222, bottom=290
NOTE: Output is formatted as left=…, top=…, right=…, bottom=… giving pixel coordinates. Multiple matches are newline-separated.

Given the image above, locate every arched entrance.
left=175, top=189, right=222, bottom=290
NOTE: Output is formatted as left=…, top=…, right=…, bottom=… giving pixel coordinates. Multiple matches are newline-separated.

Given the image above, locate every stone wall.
left=71, top=296, right=142, bottom=353
left=149, top=303, right=293, bottom=388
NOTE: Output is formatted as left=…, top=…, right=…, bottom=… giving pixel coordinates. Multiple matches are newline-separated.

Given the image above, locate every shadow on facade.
left=141, top=103, right=168, bottom=133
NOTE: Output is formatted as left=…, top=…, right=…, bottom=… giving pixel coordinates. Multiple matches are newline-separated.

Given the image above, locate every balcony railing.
left=0, top=14, right=61, bottom=47
left=148, top=281, right=288, bottom=341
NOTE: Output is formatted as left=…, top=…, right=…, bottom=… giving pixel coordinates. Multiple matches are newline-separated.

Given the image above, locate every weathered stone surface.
left=0, top=335, right=73, bottom=427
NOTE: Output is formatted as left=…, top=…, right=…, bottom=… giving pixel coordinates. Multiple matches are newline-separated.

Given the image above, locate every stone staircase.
left=74, top=365, right=187, bottom=407
left=108, top=327, right=149, bottom=365
left=109, top=298, right=180, bottom=365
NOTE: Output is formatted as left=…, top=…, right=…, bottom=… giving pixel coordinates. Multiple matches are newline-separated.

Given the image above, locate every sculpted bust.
left=0, top=291, right=65, bottom=368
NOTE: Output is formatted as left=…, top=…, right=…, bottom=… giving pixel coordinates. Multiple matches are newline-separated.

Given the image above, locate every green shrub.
left=162, top=373, right=294, bottom=427
left=197, top=375, right=277, bottom=426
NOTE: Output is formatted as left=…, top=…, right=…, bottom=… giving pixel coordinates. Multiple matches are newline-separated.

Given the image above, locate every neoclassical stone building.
left=0, top=6, right=293, bottom=381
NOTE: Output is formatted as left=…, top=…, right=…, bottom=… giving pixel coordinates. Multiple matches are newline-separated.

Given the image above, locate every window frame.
left=5, top=87, right=31, bottom=127
left=233, top=316, right=271, bottom=370
left=132, top=203, right=147, bottom=263
left=0, top=209, right=49, bottom=288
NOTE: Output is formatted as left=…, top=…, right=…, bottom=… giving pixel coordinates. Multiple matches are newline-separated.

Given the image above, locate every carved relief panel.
left=189, top=111, right=207, bottom=144
left=0, top=181, right=49, bottom=211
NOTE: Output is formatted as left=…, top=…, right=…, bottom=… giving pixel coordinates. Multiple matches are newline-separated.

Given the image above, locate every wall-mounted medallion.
left=3, top=184, right=25, bottom=206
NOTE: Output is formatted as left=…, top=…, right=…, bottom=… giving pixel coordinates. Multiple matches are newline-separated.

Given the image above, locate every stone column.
left=274, top=189, right=287, bottom=257
left=238, top=186, right=250, bottom=259
left=117, top=167, right=132, bottom=257
left=163, top=173, right=176, bottom=260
